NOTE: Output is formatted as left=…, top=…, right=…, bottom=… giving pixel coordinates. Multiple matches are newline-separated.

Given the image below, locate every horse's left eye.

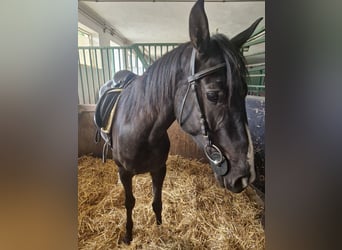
left=206, top=91, right=219, bottom=104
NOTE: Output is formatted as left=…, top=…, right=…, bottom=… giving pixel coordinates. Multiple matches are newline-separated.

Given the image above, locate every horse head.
left=176, top=0, right=262, bottom=193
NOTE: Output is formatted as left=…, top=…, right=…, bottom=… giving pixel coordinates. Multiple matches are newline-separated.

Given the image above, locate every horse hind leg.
left=118, top=167, right=135, bottom=244
left=150, top=166, right=166, bottom=225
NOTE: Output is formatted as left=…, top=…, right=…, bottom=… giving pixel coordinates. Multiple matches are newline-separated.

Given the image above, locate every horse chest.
left=112, top=126, right=170, bottom=173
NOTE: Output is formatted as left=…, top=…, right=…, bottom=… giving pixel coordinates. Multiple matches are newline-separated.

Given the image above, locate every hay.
left=78, top=155, right=265, bottom=249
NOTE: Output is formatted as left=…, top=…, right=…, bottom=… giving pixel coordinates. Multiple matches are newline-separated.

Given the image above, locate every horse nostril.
left=223, top=172, right=251, bottom=193
left=241, top=177, right=248, bottom=188
left=232, top=175, right=250, bottom=191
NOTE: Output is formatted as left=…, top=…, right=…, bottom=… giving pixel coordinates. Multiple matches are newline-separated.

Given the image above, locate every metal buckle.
left=204, top=144, right=223, bottom=165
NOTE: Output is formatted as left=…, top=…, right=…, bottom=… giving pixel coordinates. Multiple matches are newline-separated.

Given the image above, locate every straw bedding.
left=78, top=155, right=265, bottom=249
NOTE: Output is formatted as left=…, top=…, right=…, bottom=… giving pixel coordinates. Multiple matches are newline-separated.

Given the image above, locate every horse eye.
left=206, top=91, right=219, bottom=103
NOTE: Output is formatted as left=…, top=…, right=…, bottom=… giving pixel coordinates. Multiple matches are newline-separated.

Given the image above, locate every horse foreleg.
left=150, top=166, right=166, bottom=225
left=118, top=167, right=135, bottom=244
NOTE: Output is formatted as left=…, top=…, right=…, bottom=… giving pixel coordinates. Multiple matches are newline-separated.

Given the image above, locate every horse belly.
left=112, top=135, right=170, bottom=174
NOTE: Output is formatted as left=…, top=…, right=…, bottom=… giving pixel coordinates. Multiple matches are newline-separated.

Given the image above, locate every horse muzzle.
left=218, top=124, right=256, bottom=193
left=211, top=154, right=255, bottom=193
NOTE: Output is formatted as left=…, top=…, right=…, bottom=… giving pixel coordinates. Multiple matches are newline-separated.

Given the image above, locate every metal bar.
left=248, top=68, right=265, bottom=74
left=244, top=37, right=265, bottom=47
left=130, top=48, right=133, bottom=71
left=111, top=48, right=116, bottom=74
left=154, top=45, right=157, bottom=61
left=94, top=48, right=101, bottom=95
left=131, top=43, right=179, bottom=47
left=123, top=48, right=126, bottom=70
left=248, top=85, right=265, bottom=88
left=113, top=48, right=118, bottom=72
left=249, top=69, right=265, bottom=74
left=246, top=62, right=265, bottom=68
left=88, top=48, right=96, bottom=103
left=78, top=68, right=82, bottom=104
left=78, top=43, right=179, bottom=49
left=259, top=70, right=264, bottom=85
left=101, top=48, right=105, bottom=82
left=244, top=51, right=265, bottom=58
left=132, top=44, right=149, bottom=69
left=251, top=68, right=265, bottom=74
left=148, top=45, right=151, bottom=64
left=78, top=50, right=85, bottom=104
left=118, top=48, right=122, bottom=71
left=249, top=74, right=266, bottom=77
left=106, top=48, right=111, bottom=80
left=82, top=48, right=91, bottom=103
left=135, top=50, right=139, bottom=74
left=123, top=48, right=127, bottom=69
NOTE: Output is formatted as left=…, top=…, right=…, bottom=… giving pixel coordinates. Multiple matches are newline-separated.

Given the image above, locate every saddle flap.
left=94, top=88, right=122, bottom=131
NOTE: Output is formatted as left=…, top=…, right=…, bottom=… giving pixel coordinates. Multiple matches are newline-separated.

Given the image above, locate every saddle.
left=94, top=88, right=123, bottom=134
left=113, top=70, right=137, bottom=88
left=94, top=70, right=137, bottom=162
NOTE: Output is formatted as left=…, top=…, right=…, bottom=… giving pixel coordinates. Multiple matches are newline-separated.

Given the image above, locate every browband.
left=187, top=48, right=226, bottom=83
left=188, top=63, right=226, bottom=83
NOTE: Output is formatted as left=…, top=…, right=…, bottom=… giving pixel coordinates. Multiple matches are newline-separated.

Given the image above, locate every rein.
left=178, top=48, right=229, bottom=176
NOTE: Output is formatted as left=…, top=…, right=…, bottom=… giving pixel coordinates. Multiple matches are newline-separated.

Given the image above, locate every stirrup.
left=94, top=130, right=101, bottom=144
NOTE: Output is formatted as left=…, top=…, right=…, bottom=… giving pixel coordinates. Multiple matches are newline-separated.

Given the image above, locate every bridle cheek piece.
left=178, top=48, right=228, bottom=176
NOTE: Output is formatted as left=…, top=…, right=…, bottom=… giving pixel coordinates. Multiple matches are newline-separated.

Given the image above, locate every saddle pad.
left=94, top=88, right=123, bottom=134
left=94, top=70, right=137, bottom=140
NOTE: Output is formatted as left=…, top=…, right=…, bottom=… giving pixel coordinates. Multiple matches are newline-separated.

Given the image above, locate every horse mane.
left=143, top=43, right=190, bottom=108
left=122, top=43, right=191, bottom=119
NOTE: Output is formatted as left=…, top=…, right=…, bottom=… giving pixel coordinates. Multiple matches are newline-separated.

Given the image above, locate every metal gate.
left=78, top=40, right=265, bottom=104
left=78, top=43, right=178, bottom=104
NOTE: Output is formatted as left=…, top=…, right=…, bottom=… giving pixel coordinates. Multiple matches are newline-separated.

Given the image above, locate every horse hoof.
left=122, top=236, right=132, bottom=245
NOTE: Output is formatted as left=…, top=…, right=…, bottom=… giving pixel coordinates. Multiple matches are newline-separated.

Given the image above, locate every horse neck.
left=125, top=46, right=191, bottom=130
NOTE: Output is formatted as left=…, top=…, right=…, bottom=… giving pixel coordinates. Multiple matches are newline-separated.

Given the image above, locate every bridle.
left=178, top=48, right=229, bottom=176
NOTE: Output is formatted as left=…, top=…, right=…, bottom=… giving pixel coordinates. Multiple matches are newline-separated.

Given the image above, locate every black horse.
left=105, top=0, right=262, bottom=243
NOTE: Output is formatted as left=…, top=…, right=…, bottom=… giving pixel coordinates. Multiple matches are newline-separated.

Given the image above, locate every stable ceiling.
left=79, top=0, right=265, bottom=44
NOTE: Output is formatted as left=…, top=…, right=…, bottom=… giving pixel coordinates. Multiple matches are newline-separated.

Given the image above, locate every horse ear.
left=231, top=17, right=263, bottom=49
left=189, top=0, right=210, bottom=54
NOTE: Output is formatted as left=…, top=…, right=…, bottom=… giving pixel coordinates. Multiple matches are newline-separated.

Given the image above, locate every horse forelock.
left=210, top=34, right=249, bottom=105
